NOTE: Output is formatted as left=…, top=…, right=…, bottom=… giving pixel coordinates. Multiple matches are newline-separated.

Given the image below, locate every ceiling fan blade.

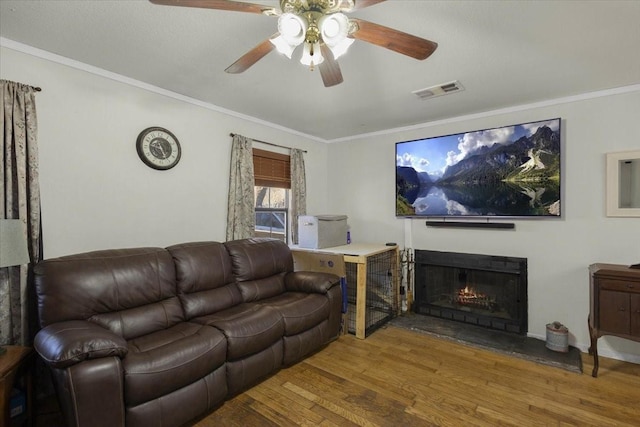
left=319, top=44, right=344, bottom=87
left=342, top=0, right=387, bottom=11
left=225, top=36, right=277, bottom=74
left=350, top=18, right=437, bottom=60
left=149, top=0, right=275, bottom=15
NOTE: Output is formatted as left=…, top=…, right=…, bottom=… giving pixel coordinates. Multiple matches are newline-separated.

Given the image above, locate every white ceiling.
left=1, top=1, right=639, bottom=141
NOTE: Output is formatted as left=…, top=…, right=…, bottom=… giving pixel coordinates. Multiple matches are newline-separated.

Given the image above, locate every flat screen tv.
left=396, top=118, right=561, bottom=218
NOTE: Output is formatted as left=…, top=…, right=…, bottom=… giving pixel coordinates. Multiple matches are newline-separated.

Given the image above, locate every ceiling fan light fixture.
left=300, top=41, right=324, bottom=69
left=270, top=35, right=295, bottom=59
left=319, top=13, right=349, bottom=46
left=329, top=37, right=354, bottom=59
left=278, top=13, right=307, bottom=46
left=150, top=0, right=439, bottom=87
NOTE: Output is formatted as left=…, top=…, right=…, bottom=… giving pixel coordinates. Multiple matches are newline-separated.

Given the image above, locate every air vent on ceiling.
left=412, top=80, right=465, bottom=100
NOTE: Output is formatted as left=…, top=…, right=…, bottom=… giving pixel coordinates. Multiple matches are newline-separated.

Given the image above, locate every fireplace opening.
left=414, top=250, right=527, bottom=334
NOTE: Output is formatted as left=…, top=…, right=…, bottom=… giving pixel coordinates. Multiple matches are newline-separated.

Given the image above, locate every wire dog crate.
left=291, top=243, right=400, bottom=339
left=344, top=246, right=399, bottom=337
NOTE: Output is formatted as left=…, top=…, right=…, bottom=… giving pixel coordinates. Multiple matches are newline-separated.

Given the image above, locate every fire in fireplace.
left=414, top=250, right=528, bottom=334
left=455, top=285, right=498, bottom=312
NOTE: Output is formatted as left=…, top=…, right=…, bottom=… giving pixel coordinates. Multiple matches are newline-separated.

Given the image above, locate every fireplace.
left=414, top=250, right=528, bottom=334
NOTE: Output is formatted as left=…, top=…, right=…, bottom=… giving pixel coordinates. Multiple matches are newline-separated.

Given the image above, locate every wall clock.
left=136, top=127, right=181, bottom=170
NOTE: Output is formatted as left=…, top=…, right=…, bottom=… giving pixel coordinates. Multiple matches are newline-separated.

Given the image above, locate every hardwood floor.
left=196, top=326, right=640, bottom=427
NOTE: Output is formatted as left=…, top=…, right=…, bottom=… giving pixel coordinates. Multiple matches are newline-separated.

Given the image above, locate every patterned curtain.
left=0, top=80, right=41, bottom=346
left=226, top=134, right=255, bottom=241
left=290, top=148, right=307, bottom=245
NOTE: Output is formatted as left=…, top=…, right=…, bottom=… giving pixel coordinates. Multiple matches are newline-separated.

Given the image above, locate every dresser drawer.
left=598, top=278, right=640, bottom=293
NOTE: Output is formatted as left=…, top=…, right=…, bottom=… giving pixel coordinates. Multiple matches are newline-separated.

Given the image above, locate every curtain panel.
left=0, top=79, right=42, bottom=346
left=290, top=148, right=307, bottom=245
left=226, top=134, right=255, bottom=241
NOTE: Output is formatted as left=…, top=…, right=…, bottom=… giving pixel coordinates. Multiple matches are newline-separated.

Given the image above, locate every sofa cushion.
left=224, top=238, right=293, bottom=282
left=90, top=298, right=184, bottom=340
left=235, top=272, right=288, bottom=302
left=224, top=238, right=296, bottom=302
left=167, top=241, right=242, bottom=318
left=34, top=248, right=181, bottom=338
left=123, top=322, right=227, bottom=407
left=191, top=303, right=284, bottom=361
left=259, top=292, right=330, bottom=336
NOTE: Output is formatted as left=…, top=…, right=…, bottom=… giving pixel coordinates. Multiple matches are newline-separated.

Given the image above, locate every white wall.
left=327, top=89, right=640, bottom=362
left=0, top=47, right=329, bottom=257
left=3, top=45, right=640, bottom=363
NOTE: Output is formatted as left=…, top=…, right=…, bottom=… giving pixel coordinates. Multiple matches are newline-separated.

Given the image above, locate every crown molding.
left=0, top=37, right=325, bottom=144
left=327, top=83, right=640, bottom=143
left=3, top=37, right=639, bottom=145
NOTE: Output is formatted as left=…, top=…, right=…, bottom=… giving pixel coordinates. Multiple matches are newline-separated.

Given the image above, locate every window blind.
left=253, top=148, right=291, bottom=189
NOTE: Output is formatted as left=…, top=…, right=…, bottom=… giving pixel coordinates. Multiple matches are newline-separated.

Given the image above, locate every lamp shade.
left=319, top=13, right=349, bottom=47
left=278, top=13, right=307, bottom=47
left=300, top=42, right=324, bottom=67
left=328, top=37, right=354, bottom=60
left=0, top=219, right=30, bottom=267
left=270, top=35, right=296, bottom=59
left=319, top=13, right=353, bottom=59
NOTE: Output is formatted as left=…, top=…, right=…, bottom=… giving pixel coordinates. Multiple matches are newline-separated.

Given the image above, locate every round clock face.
left=136, top=127, right=181, bottom=170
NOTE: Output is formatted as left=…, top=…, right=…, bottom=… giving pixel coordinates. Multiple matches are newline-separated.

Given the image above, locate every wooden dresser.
left=588, top=263, right=640, bottom=377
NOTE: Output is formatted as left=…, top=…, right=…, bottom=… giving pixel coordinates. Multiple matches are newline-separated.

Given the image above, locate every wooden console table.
left=292, top=243, right=399, bottom=339
left=588, top=263, right=640, bottom=377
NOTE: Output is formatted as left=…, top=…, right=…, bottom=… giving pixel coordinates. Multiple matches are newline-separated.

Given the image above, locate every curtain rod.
left=229, top=133, right=307, bottom=153
left=0, top=79, right=41, bottom=92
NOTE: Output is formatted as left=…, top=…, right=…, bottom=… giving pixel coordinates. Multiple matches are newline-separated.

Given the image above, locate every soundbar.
left=425, top=221, right=515, bottom=229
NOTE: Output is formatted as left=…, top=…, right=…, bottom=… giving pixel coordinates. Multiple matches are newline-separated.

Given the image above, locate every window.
left=255, top=187, right=289, bottom=242
left=253, top=149, right=291, bottom=243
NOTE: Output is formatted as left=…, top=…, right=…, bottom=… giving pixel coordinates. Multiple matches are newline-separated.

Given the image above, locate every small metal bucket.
left=546, top=321, right=569, bottom=352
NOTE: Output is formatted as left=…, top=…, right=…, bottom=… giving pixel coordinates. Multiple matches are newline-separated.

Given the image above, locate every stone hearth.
left=390, top=314, right=582, bottom=373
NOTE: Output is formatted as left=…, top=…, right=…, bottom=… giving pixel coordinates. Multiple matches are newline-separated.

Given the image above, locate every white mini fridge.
left=298, top=215, right=348, bottom=249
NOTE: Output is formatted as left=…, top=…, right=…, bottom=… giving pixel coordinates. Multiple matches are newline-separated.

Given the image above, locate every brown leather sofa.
left=33, top=238, right=342, bottom=427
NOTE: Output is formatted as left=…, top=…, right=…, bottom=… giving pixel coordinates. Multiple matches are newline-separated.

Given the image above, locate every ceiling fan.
left=149, top=0, right=438, bottom=87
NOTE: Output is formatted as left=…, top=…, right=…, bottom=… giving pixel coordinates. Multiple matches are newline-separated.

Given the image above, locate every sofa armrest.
left=35, top=320, right=128, bottom=369
left=284, top=271, right=340, bottom=294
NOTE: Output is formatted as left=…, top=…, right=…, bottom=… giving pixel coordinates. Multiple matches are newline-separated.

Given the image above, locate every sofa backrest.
left=223, top=238, right=294, bottom=302
left=34, top=247, right=183, bottom=340
left=167, top=241, right=242, bottom=319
